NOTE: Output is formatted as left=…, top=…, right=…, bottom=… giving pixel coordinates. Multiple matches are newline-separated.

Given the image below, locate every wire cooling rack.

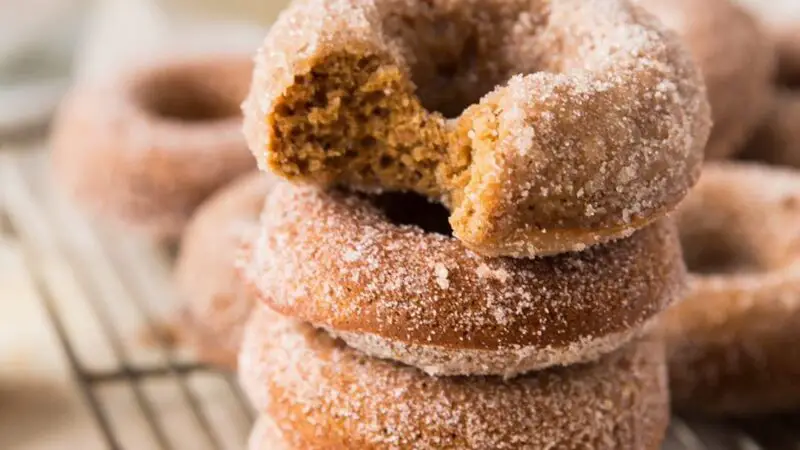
left=1, top=146, right=798, bottom=450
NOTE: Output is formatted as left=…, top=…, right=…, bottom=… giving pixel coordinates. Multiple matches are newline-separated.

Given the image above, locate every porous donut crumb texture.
left=240, top=182, right=686, bottom=375
left=663, top=162, right=800, bottom=415
left=240, top=306, right=670, bottom=450
left=243, top=0, right=711, bottom=257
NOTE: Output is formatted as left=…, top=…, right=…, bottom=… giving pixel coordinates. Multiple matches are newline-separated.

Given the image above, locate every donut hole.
left=381, top=5, right=548, bottom=118
left=367, top=191, right=452, bottom=236
left=386, top=15, right=499, bottom=118
left=680, top=228, right=763, bottom=275
left=137, top=71, right=241, bottom=123
left=268, top=3, right=550, bottom=194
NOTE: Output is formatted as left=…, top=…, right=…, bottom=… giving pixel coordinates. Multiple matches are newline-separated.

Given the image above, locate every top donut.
left=244, top=0, right=711, bottom=257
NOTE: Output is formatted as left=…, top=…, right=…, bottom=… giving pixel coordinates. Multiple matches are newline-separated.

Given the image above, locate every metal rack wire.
left=2, top=146, right=798, bottom=449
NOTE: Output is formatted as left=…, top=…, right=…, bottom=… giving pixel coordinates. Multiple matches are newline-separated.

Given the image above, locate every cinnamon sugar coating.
left=174, top=172, right=274, bottom=368
left=663, top=162, right=800, bottom=415
left=51, top=54, right=256, bottom=240
left=243, top=0, right=710, bottom=257
left=636, top=0, right=774, bottom=159
left=240, top=182, right=686, bottom=376
left=240, top=306, right=669, bottom=450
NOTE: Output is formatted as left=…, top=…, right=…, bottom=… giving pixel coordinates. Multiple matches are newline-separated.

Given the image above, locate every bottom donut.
left=240, top=306, right=670, bottom=450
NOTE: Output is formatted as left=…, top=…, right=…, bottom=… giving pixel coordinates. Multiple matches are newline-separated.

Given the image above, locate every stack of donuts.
left=234, top=0, right=710, bottom=447
left=47, top=0, right=800, bottom=441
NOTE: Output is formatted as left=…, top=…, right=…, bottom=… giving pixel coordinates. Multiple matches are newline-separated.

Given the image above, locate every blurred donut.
left=742, top=90, right=800, bottom=168
left=51, top=54, right=255, bottom=239
left=174, top=172, right=273, bottom=368
left=664, top=162, right=800, bottom=415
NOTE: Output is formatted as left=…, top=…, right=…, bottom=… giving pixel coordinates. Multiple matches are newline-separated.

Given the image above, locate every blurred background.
left=0, top=2, right=289, bottom=449
left=0, top=0, right=290, bottom=138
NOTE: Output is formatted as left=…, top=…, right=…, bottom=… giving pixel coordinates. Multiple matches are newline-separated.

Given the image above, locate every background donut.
left=637, top=0, right=775, bottom=159
left=664, top=162, right=800, bottom=415
left=240, top=182, right=686, bottom=377
left=51, top=53, right=256, bottom=240
left=240, top=306, right=670, bottom=450
left=174, top=172, right=273, bottom=368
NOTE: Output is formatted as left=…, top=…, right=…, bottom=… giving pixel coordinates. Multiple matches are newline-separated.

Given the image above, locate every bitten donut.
left=663, top=162, right=800, bottom=415
left=240, top=306, right=670, bottom=450
left=636, top=0, right=774, bottom=159
left=174, top=172, right=274, bottom=368
left=240, top=182, right=686, bottom=377
left=742, top=90, right=800, bottom=168
left=51, top=54, right=256, bottom=239
left=244, top=0, right=710, bottom=257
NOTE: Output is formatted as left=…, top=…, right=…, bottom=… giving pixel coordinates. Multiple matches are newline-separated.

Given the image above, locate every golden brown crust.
left=51, top=54, right=256, bottom=239
left=663, top=162, right=800, bottom=415
left=240, top=306, right=670, bottom=450
left=636, top=0, right=775, bottom=159
left=243, top=0, right=710, bottom=257
left=174, top=172, right=274, bottom=368
left=240, top=182, right=686, bottom=376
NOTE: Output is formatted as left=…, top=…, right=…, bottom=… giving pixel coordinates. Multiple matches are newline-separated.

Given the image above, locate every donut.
left=240, top=182, right=686, bottom=377
left=243, top=0, right=710, bottom=257
left=663, top=162, right=800, bottom=415
left=173, top=172, right=274, bottom=368
left=51, top=54, right=256, bottom=240
left=741, top=90, right=800, bottom=168
left=635, top=0, right=775, bottom=159
left=240, top=306, right=670, bottom=450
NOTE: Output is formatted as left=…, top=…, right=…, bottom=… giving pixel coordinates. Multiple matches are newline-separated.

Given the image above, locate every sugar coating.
left=635, top=0, right=774, bottom=159
left=51, top=53, right=255, bottom=239
left=327, top=317, right=658, bottom=378
left=662, top=162, right=800, bottom=415
left=239, top=182, right=687, bottom=375
left=239, top=306, right=670, bottom=450
left=242, top=0, right=711, bottom=257
left=173, top=172, right=274, bottom=368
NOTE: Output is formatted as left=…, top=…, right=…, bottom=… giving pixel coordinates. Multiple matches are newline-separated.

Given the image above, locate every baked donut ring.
left=240, top=306, right=670, bottom=450
left=174, top=172, right=273, bottom=368
left=51, top=54, right=256, bottom=239
left=742, top=90, right=800, bottom=168
left=636, top=0, right=774, bottom=159
left=240, top=182, right=686, bottom=377
left=244, top=0, right=710, bottom=257
left=663, top=162, right=800, bottom=415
